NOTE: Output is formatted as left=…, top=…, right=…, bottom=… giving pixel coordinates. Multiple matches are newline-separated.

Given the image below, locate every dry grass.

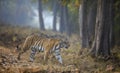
left=0, top=24, right=120, bottom=73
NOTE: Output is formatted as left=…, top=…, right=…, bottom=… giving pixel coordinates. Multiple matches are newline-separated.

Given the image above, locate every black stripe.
left=37, top=39, right=44, bottom=52
left=56, top=53, right=60, bottom=56
left=55, top=45, right=60, bottom=50
left=31, top=47, right=36, bottom=52
left=38, top=46, right=42, bottom=52
left=30, top=53, right=34, bottom=58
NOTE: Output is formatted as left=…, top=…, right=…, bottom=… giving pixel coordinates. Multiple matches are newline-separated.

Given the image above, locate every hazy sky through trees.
left=32, top=8, right=60, bottom=30
left=0, top=0, right=59, bottom=30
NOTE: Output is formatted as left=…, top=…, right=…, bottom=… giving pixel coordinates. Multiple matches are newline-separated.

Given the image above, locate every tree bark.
left=79, top=0, right=89, bottom=48
left=63, top=4, right=70, bottom=35
left=90, top=0, right=113, bottom=57
left=38, top=0, right=45, bottom=30
left=87, top=0, right=97, bottom=47
left=52, top=0, right=59, bottom=31
left=59, top=2, right=70, bottom=35
left=59, top=4, right=64, bottom=33
left=109, top=0, right=114, bottom=48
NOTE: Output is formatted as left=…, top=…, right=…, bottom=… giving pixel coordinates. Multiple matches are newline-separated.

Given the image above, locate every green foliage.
left=31, top=0, right=53, bottom=11
left=59, top=0, right=71, bottom=6
left=42, top=0, right=53, bottom=11
left=59, top=0, right=80, bottom=7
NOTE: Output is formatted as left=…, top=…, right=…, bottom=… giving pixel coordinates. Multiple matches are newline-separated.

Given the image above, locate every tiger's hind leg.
left=17, top=51, right=24, bottom=60
left=43, top=51, right=49, bottom=64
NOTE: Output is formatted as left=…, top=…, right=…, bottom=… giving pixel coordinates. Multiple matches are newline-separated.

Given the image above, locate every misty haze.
left=0, top=0, right=120, bottom=73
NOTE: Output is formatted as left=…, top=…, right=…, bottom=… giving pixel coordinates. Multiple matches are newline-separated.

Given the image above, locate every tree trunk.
left=109, top=0, right=114, bottom=48
left=63, top=4, right=70, bottom=35
left=87, top=0, right=97, bottom=47
left=59, top=4, right=65, bottom=33
left=52, top=0, right=58, bottom=31
left=38, top=0, right=45, bottom=30
left=90, top=0, right=113, bottom=57
left=79, top=0, right=89, bottom=48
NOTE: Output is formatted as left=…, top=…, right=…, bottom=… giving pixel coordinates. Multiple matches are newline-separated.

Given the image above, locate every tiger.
left=16, top=34, right=70, bottom=64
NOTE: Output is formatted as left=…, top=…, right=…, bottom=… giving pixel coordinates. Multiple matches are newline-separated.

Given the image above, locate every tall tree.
left=63, top=3, right=70, bottom=35
left=52, top=0, right=59, bottom=31
left=87, top=0, right=97, bottom=47
left=79, top=0, right=97, bottom=49
left=79, top=0, right=89, bottom=48
left=38, top=0, right=45, bottom=30
left=59, top=0, right=70, bottom=34
left=59, top=4, right=64, bottom=33
left=90, top=0, right=113, bottom=57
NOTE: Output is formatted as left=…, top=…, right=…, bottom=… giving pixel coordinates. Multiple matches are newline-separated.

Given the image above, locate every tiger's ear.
left=15, top=45, right=21, bottom=52
left=14, top=45, right=19, bottom=53
left=16, top=45, right=19, bottom=49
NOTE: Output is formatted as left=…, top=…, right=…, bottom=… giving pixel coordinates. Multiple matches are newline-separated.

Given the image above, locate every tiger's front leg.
left=29, top=47, right=36, bottom=62
left=54, top=49, right=63, bottom=64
